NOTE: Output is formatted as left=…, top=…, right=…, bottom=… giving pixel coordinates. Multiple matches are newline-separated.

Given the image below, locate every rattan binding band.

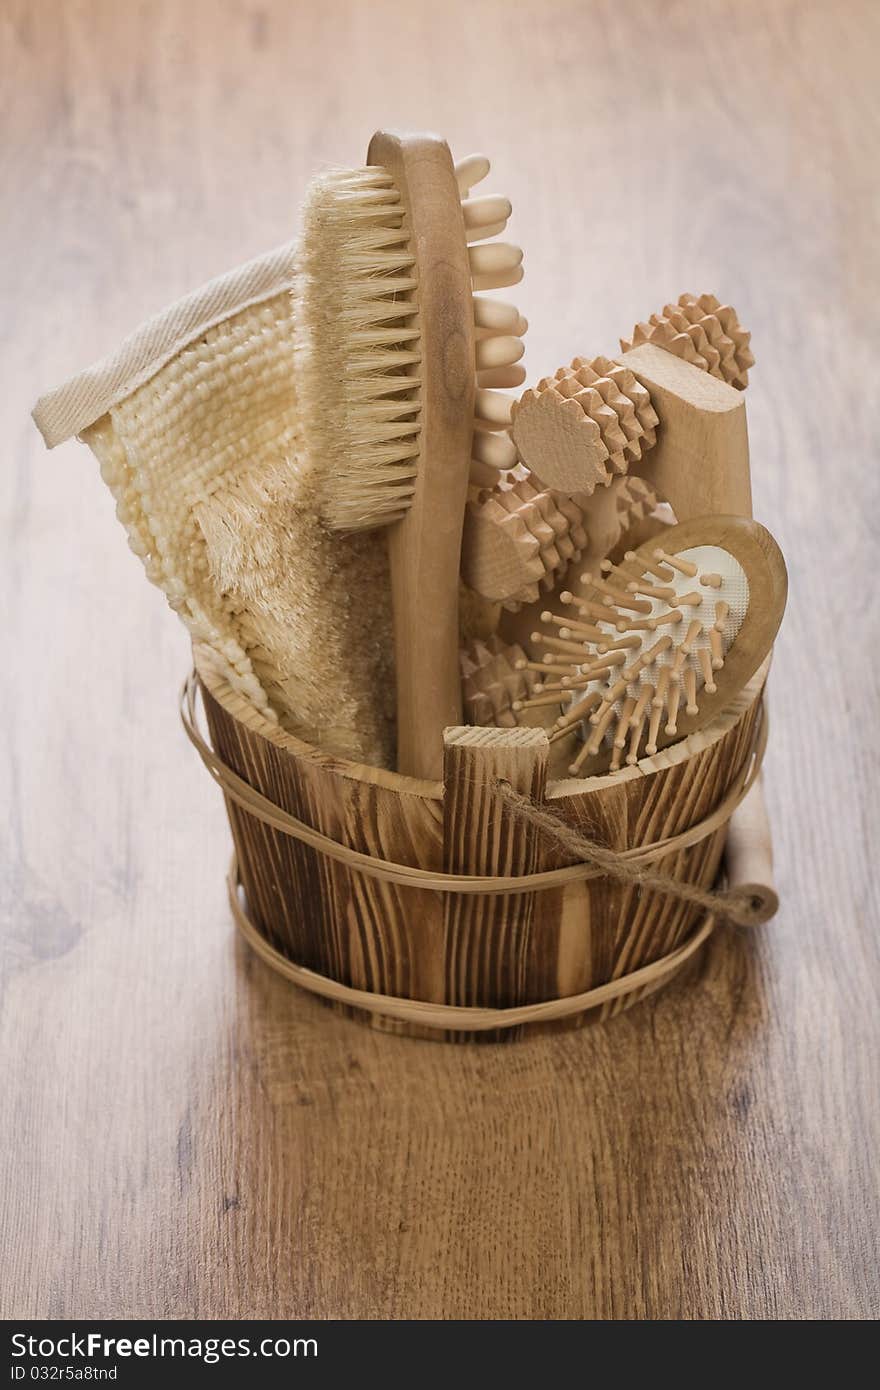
left=226, top=855, right=716, bottom=1031
left=182, top=671, right=770, bottom=1032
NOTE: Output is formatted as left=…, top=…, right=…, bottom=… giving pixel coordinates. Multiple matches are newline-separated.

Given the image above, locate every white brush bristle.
left=294, top=155, right=525, bottom=534
left=295, top=167, right=423, bottom=532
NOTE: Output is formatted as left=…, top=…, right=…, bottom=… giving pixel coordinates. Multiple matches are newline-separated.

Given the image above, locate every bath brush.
left=295, top=132, right=526, bottom=778
left=512, top=515, right=786, bottom=777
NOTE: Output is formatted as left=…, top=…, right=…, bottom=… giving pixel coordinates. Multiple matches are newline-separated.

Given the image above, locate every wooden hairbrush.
left=515, top=515, right=786, bottom=777
left=295, top=132, right=525, bottom=778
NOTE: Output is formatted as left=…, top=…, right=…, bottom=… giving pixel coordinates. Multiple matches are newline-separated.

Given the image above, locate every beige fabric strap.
left=32, top=240, right=297, bottom=448
left=181, top=670, right=767, bottom=898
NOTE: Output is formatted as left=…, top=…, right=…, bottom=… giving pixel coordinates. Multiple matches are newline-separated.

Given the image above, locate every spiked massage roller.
left=33, top=134, right=785, bottom=1041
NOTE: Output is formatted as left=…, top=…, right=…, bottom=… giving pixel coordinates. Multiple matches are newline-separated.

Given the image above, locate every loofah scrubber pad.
left=79, top=280, right=395, bottom=766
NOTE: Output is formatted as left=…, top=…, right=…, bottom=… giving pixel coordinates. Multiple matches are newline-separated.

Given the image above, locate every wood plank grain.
left=441, top=725, right=548, bottom=1039
left=1, top=0, right=878, bottom=1322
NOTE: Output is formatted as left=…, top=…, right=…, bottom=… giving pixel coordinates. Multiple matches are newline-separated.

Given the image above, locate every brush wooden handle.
left=724, top=774, right=779, bottom=923
left=367, top=131, right=476, bottom=780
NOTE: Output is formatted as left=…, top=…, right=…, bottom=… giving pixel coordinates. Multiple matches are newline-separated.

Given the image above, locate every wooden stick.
left=664, top=681, right=681, bottom=736
left=554, top=689, right=601, bottom=732
left=645, top=702, right=663, bottom=756
left=631, top=553, right=675, bottom=582
left=595, top=634, right=642, bottom=654
left=613, top=697, right=636, bottom=749
left=698, top=646, right=717, bottom=694
left=513, top=692, right=570, bottom=711
left=683, top=666, right=698, bottom=715
left=629, top=583, right=677, bottom=601
left=541, top=611, right=602, bottom=640
left=530, top=633, right=591, bottom=658
left=585, top=703, right=617, bottom=754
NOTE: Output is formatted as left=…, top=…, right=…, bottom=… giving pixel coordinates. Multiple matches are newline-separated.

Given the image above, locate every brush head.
left=518, top=515, right=786, bottom=777
left=294, top=133, right=525, bottom=537
left=295, top=167, right=422, bottom=532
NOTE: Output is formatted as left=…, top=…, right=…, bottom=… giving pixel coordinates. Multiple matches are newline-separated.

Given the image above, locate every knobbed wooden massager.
left=461, top=294, right=755, bottom=624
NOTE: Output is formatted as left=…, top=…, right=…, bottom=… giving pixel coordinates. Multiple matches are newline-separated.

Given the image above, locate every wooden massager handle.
left=724, top=774, right=779, bottom=923
left=618, top=343, right=753, bottom=522
left=367, top=131, right=476, bottom=781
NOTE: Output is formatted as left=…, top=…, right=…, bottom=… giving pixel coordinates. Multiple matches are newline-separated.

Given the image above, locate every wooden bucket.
left=187, top=644, right=768, bottom=1042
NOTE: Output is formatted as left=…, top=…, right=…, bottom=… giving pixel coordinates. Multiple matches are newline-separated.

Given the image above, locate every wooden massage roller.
left=295, top=133, right=526, bottom=778
left=461, top=473, right=657, bottom=609
left=455, top=290, right=750, bottom=600
left=509, top=354, right=660, bottom=494
left=460, top=634, right=536, bottom=727
left=620, top=293, right=754, bottom=389
left=459, top=293, right=755, bottom=613
left=460, top=477, right=589, bottom=607
left=513, top=516, right=786, bottom=777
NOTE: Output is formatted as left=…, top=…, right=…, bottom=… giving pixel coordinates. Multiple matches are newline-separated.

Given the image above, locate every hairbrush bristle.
left=295, top=168, right=422, bottom=532
left=530, top=540, right=751, bottom=774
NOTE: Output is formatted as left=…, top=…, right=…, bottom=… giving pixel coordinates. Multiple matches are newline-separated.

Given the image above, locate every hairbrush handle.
left=724, top=773, right=779, bottom=923
left=368, top=131, right=476, bottom=780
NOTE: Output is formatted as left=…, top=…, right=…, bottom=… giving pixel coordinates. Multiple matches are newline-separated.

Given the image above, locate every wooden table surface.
left=2, top=0, right=878, bottom=1321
